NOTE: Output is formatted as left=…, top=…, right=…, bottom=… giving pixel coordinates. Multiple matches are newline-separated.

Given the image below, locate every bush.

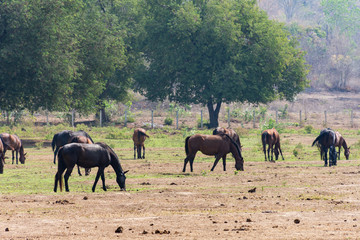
left=164, top=117, right=173, bottom=126
left=304, top=125, right=314, bottom=134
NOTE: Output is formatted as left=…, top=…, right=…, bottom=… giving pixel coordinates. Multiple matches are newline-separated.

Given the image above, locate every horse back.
left=189, top=134, right=230, bottom=156
left=133, top=128, right=149, bottom=145
left=0, top=133, right=21, bottom=151
left=61, top=143, right=110, bottom=168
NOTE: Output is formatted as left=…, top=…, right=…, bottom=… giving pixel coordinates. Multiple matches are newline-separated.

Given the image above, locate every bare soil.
left=1, top=158, right=360, bottom=239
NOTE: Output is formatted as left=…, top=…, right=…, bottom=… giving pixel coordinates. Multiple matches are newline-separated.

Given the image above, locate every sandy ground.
left=1, top=158, right=360, bottom=240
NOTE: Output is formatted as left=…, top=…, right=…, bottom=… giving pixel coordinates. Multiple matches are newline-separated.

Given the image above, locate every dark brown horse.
left=133, top=128, right=150, bottom=159
left=51, top=130, right=94, bottom=164
left=312, top=128, right=337, bottom=166
left=0, top=133, right=26, bottom=164
left=183, top=134, right=244, bottom=172
left=261, top=128, right=284, bottom=162
left=69, top=135, right=93, bottom=176
left=335, top=131, right=350, bottom=160
left=54, top=142, right=128, bottom=192
left=213, top=127, right=242, bottom=149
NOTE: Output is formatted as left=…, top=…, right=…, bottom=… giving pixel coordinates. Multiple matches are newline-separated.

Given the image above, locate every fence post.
left=324, top=111, right=327, bottom=127
left=227, top=107, right=230, bottom=128
left=99, top=110, right=102, bottom=127
left=124, top=110, right=127, bottom=127
left=151, top=110, right=154, bottom=129
left=299, top=110, right=302, bottom=127
left=201, top=110, right=203, bottom=129
left=176, top=110, right=179, bottom=130
left=253, top=110, right=255, bottom=128
left=276, top=109, right=278, bottom=124
left=71, top=109, right=75, bottom=128
left=351, top=109, right=354, bottom=128
left=46, top=110, right=49, bottom=126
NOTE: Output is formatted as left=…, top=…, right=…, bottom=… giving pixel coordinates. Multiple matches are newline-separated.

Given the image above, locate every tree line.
left=0, top=0, right=316, bottom=127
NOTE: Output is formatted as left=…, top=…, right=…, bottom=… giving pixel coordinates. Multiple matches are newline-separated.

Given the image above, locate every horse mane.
left=95, top=142, right=124, bottom=173
left=220, top=133, right=242, bottom=158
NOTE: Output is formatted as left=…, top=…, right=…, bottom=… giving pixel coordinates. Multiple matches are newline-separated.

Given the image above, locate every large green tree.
left=0, top=0, right=128, bottom=115
left=135, top=0, right=309, bottom=127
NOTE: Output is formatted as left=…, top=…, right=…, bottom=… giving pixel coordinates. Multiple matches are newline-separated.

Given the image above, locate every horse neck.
left=110, top=155, right=124, bottom=175
left=19, top=145, right=24, bottom=156
left=342, top=139, right=348, bottom=149
left=230, top=142, right=242, bottom=160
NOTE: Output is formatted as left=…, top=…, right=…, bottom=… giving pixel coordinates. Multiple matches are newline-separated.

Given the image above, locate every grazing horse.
left=213, top=127, right=242, bottom=149
left=334, top=131, right=350, bottom=160
left=132, top=128, right=150, bottom=159
left=261, top=128, right=284, bottom=162
left=69, top=135, right=93, bottom=176
left=51, top=130, right=94, bottom=164
left=312, top=128, right=337, bottom=166
left=0, top=133, right=26, bottom=164
left=183, top=134, right=244, bottom=172
left=54, top=142, right=128, bottom=192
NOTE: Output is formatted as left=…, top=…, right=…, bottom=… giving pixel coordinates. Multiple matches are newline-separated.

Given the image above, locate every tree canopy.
left=135, top=0, right=309, bottom=127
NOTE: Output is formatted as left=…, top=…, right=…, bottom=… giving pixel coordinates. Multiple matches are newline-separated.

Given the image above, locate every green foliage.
left=293, top=143, right=304, bottom=159
left=304, top=125, right=314, bottom=134
left=278, top=104, right=289, bottom=119
left=164, top=117, right=173, bottom=126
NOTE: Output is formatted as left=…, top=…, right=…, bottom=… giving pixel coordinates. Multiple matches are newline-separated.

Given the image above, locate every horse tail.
left=261, top=132, right=268, bottom=151
left=185, top=136, right=191, bottom=156
left=87, top=134, right=95, bottom=144
left=51, top=134, right=57, bottom=152
left=312, top=133, right=324, bottom=147
left=138, top=131, right=149, bottom=140
left=57, top=147, right=64, bottom=192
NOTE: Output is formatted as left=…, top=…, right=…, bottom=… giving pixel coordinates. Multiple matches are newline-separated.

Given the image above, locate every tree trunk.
left=207, top=100, right=222, bottom=128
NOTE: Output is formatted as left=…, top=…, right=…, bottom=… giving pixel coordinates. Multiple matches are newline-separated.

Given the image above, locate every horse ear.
left=124, top=170, right=129, bottom=174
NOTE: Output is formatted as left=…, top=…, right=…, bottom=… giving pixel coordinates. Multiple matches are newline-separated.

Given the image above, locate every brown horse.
left=133, top=128, right=150, bottom=159
left=69, top=135, right=93, bottom=176
left=183, top=134, right=244, bottom=172
left=0, top=133, right=26, bottom=164
left=261, top=128, right=284, bottom=162
left=213, top=127, right=242, bottom=149
left=54, top=142, right=128, bottom=192
left=334, top=131, right=350, bottom=160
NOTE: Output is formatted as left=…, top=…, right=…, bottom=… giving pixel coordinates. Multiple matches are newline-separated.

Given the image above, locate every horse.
left=261, top=128, right=284, bottom=162
left=54, top=142, right=128, bottom=192
left=334, top=131, right=350, bottom=160
left=182, top=133, right=244, bottom=172
left=51, top=130, right=94, bottom=164
left=312, top=128, right=337, bottom=166
left=213, top=127, right=242, bottom=149
left=69, top=135, right=93, bottom=176
left=0, top=133, right=26, bottom=164
left=132, top=128, right=150, bottom=159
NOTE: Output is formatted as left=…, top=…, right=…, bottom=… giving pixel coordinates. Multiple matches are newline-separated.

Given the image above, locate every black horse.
left=51, top=130, right=94, bottom=164
left=54, top=142, right=128, bottom=192
left=312, top=128, right=337, bottom=166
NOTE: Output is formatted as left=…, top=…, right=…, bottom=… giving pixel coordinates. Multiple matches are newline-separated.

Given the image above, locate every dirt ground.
left=1, top=157, right=360, bottom=239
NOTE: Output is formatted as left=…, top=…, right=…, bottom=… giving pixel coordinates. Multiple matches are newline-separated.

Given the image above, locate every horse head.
left=20, top=152, right=27, bottom=164
left=117, top=170, right=129, bottom=191
left=345, top=146, right=350, bottom=160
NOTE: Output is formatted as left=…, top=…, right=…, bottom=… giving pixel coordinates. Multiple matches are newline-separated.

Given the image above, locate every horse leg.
left=133, top=145, right=136, bottom=159
left=16, top=151, right=19, bottom=164
left=210, top=155, right=223, bottom=171
left=137, top=145, right=142, bottom=159
left=92, top=167, right=103, bottom=192
left=276, top=143, right=285, bottom=160
left=270, top=145, right=275, bottom=162
left=338, top=147, right=341, bottom=160
left=263, top=143, right=267, bottom=161
left=64, top=167, right=74, bottom=192
left=222, top=154, right=227, bottom=171
left=100, top=170, right=107, bottom=191
left=143, top=145, right=145, bottom=159
left=12, top=151, right=15, bottom=164
left=323, top=148, right=328, bottom=167
left=53, top=147, right=58, bottom=164
left=267, top=145, right=271, bottom=162
left=77, top=165, right=82, bottom=176
left=85, top=168, right=91, bottom=176
left=54, top=166, right=66, bottom=192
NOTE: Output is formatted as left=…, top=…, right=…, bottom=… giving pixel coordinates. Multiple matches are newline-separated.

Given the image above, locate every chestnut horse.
left=51, top=130, right=94, bottom=164
left=54, top=142, right=128, bottom=192
left=0, top=133, right=26, bottom=164
left=133, top=128, right=150, bottom=159
left=183, top=134, right=244, bottom=172
left=312, top=128, right=337, bottom=166
left=334, top=131, right=350, bottom=160
left=213, top=127, right=242, bottom=149
left=69, top=135, right=93, bottom=176
left=261, top=128, right=284, bottom=162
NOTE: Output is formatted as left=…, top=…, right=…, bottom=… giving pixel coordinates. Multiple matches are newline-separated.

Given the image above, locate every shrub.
left=164, top=117, right=173, bottom=126
left=304, top=125, right=314, bottom=134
